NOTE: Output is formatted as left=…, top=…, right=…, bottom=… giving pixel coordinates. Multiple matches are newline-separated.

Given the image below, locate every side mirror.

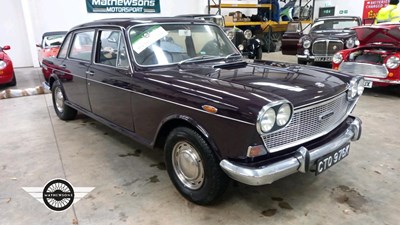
left=36, top=43, right=42, bottom=48
left=2, top=45, right=10, bottom=50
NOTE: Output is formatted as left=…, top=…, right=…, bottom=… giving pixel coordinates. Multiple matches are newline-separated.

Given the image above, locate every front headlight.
left=276, top=104, right=292, bottom=126
left=226, top=30, right=234, bottom=40
left=346, top=38, right=355, bottom=49
left=333, top=53, right=343, bottom=64
left=386, top=56, right=400, bottom=69
left=259, top=108, right=276, bottom=133
left=348, top=77, right=364, bottom=100
left=0, top=60, right=6, bottom=70
left=257, top=101, right=293, bottom=134
left=244, top=29, right=252, bottom=40
left=357, top=78, right=365, bottom=95
left=303, top=39, right=311, bottom=49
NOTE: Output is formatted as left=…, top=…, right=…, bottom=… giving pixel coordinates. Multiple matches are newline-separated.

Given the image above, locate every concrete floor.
left=1, top=54, right=400, bottom=225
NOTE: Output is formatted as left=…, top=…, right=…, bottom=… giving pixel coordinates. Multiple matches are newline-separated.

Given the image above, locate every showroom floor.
left=1, top=53, right=399, bottom=225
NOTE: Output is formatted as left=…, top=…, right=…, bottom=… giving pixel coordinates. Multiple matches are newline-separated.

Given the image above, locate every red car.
left=0, top=45, right=16, bottom=86
left=37, top=31, right=66, bottom=66
left=332, top=24, right=400, bottom=88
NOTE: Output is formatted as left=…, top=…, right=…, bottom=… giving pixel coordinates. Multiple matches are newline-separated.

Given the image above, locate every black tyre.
left=164, top=127, right=229, bottom=205
left=52, top=80, right=77, bottom=120
left=297, top=58, right=307, bottom=65
left=255, top=47, right=263, bottom=60
left=9, top=73, right=16, bottom=86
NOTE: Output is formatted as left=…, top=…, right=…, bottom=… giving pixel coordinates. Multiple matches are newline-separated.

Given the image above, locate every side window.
left=96, top=30, right=129, bottom=68
left=58, top=33, right=72, bottom=59
left=69, top=30, right=95, bottom=61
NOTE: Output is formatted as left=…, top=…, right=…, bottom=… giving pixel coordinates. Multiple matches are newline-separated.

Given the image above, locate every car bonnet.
left=353, top=24, right=400, bottom=46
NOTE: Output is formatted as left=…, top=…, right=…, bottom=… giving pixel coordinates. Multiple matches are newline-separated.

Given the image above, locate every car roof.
left=42, top=31, right=67, bottom=40
left=72, top=17, right=209, bottom=30
left=315, top=16, right=361, bottom=21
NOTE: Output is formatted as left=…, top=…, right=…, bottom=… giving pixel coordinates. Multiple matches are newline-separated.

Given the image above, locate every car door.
left=281, top=22, right=303, bottom=55
left=87, top=29, right=133, bottom=131
left=60, top=30, right=95, bottom=111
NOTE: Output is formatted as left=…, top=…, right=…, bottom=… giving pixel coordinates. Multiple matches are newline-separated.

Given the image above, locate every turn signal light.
left=202, top=105, right=218, bottom=114
left=247, top=145, right=268, bottom=157
left=389, top=72, right=394, bottom=77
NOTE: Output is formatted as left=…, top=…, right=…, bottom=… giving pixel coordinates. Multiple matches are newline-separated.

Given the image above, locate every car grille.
left=339, top=62, right=388, bottom=78
left=312, top=40, right=344, bottom=56
left=261, top=93, right=349, bottom=152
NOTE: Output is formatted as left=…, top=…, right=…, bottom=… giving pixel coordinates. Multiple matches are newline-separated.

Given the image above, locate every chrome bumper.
left=220, top=117, right=362, bottom=186
left=365, top=77, right=400, bottom=84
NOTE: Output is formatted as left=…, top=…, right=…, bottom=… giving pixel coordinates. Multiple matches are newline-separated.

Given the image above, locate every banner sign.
left=86, top=0, right=160, bottom=13
left=363, top=0, right=389, bottom=20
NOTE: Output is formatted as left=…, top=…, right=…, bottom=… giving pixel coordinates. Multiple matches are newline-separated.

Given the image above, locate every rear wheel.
left=164, top=127, right=229, bottom=205
left=52, top=80, right=77, bottom=120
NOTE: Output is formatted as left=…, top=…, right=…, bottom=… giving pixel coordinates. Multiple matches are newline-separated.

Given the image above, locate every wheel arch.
left=152, top=115, right=221, bottom=159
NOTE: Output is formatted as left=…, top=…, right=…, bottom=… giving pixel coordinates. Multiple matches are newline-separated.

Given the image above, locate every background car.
left=332, top=23, right=400, bottom=88
left=282, top=16, right=361, bottom=65
left=176, top=14, right=263, bottom=59
left=0, top=45, right=16, bottom=86
left=36, top=31, right=67, bottom=66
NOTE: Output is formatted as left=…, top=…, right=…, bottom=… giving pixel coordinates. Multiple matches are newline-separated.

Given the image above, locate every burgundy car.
left=333, top=24, right=400, bottom=88
left=43, top=18, right=363, bottom=205
left=0, top=45, right=16, bottom=86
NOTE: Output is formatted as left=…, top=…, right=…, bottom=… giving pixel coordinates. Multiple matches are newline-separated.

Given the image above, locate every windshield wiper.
left=225, top=53, right=242, bottom=62
left=178, top=55, right=220, bottom=68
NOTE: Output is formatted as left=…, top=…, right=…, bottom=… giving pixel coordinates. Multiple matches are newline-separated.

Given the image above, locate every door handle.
left=86, top=71, right=95, bottom=76
left=59, top=64, right=67, bottom=69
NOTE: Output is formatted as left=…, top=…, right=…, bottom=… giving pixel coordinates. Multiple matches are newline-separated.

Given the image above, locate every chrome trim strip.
left=294, top=90, right=346, bottom=110
left=220, top=117, right=362, bottom=186
left=297, top=55, right=315, bottom=59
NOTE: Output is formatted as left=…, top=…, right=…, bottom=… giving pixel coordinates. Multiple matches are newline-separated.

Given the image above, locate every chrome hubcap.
left=54, top=87, right=64, bottom=113
left=172, top=141, right=204, bottom=190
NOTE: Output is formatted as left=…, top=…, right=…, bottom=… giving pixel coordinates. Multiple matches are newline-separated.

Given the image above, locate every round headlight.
left=357, top=78, right=365, bottom=95
left=276, top=104, right=291, bottom=126
left=386, top=56, right=400, bottom=69
left=333, top=53, right=343, bottom=64
left=226, top=30, right=234, bottom=40
left=0, top=60, right=6, bottom=70
left=346, top=38, right=355, bottom=49
left=303, top=39, right=311, bottom=49
left=260, top=108, right=276, bottom=133
left=347, top=78, right=358, bottom=100
left=244, top=29, right=252, bottom=40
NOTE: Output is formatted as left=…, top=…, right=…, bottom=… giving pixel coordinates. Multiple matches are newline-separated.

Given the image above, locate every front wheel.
left=255, top=47, right=263, bottom=60
left=52, top=80, right=77, bottom=120
left=164, top=127, right=229, bottom=205
left=8, top=73, right=16, bottom=86
left=297, top=58, right=307, bottom=65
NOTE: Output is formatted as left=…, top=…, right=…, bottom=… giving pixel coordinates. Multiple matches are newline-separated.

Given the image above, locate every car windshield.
left=311, top=19, right=359, bottom=32
left=43, top=35, right=65, bottom=48
left=129, top=24, right=238, bottom=66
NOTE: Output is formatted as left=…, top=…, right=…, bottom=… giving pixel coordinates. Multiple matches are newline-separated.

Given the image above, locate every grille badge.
left=319, top=111, right=334, bottom=121
left=315, top=82, right=325, bottom=88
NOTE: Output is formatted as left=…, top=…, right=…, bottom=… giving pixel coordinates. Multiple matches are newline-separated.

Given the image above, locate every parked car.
left=43, top=17, right=363, bottom=205
left=37, top=31, right=67, bottom=66
left=332, top=23, right=400, bottom=88
left=176, top=14, right=263, bottom=59
left=0, top=45, right=16, bottom=86
left=282, top=16, right=362, bottom=65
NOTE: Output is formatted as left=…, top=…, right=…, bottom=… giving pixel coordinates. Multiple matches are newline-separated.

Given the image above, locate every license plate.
left=315, top=144, right=350, bottom=175
left=314, top=56, right=333, bottom=62
left=364, top=80, right=373, bottom=88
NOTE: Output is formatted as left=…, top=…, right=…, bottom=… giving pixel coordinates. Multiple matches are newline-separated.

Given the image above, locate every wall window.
left=69, top=30, right=95, bottom=61
left=96, top=30, right=129, bottom=68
